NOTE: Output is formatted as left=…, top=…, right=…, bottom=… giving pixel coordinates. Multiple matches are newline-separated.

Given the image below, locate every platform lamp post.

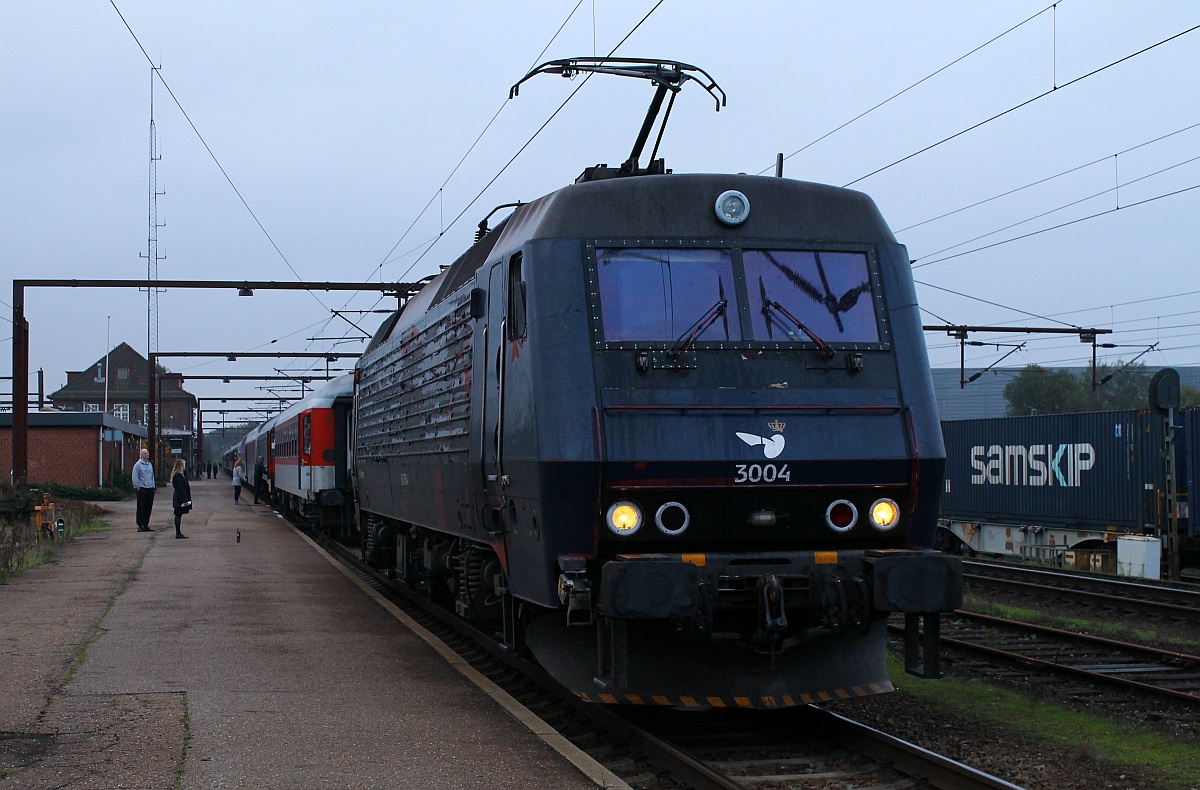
left=10, top=278, right=423, bottom=486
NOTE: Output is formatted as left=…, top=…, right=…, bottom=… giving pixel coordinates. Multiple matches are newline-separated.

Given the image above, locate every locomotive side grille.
left=357, top=299, right=474, bottom=459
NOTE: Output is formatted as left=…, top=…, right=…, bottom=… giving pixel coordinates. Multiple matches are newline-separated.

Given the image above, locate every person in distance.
left=133, top=448, right=156, bottom=533
left=232, top=459, right=246, bottom=504
left=171, top=459, right=191, bottom=539
left=253, top=457, right=266, bottom=505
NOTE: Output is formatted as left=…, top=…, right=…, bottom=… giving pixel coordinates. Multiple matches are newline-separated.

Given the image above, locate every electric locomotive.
left=354, top=59, right=961, bottom=707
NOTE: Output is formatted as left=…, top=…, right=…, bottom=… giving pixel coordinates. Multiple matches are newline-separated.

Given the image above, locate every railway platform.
left=0, top=478, right=616, bottom=788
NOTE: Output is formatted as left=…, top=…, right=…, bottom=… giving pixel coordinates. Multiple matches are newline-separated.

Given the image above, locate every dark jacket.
left=172, top=472, right=193, bottom=515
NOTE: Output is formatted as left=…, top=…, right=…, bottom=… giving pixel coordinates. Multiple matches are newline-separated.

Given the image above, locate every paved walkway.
left=1, top=478, right=610, bottom=788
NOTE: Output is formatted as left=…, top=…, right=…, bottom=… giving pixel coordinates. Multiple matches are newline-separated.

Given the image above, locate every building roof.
left=0, top=410, right=148, bottom=436
left=49, top=342, right=196, bottom=403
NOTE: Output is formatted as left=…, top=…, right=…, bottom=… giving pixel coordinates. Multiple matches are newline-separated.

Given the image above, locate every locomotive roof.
left=493, top=173, right=896, bottom=250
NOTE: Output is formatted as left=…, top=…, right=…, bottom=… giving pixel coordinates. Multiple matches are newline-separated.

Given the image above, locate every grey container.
left=940, top=410, right=1164, bottom=531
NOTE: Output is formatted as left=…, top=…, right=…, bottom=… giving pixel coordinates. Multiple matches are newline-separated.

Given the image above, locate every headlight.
left=606, top=501, right=643, bottom=536
left=825, top=500, right=858, bottom=532
left=714, top=190, right=750, bottom=226
left=654, top=501, right=691, bottom=536
left=869, top=498, right=900, bottom=531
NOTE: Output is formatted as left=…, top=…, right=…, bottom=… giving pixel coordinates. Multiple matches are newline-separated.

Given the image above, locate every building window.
left=143, top=404, right=149, bottom=425
left=118, top=368, right=130, bottom=380
left=83, top=403, right=100, bottom=412
left=112, top=403, right=130, bottom=422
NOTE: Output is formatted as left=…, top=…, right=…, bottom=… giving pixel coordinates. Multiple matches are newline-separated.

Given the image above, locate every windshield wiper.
left=759, top=278, right=835, bottom=360
left=668, top=279, right=729, bottom=360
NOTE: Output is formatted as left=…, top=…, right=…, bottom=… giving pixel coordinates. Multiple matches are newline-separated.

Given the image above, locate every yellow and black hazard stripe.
left=578, top=680, right=893, bottom=708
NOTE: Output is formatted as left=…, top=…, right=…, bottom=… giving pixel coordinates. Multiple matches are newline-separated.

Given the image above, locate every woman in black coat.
left=170, top=459, right=192, bottom=539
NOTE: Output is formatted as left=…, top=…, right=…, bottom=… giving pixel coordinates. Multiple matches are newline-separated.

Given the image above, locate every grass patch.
left=887, top=653, right=1200, bottom=788
left=173, top=694, right=191, bottom=789
left=0, top=517, right=108, bottom=584
left=62, top=644, right=88, bottom=686
left=964, top=596, right=1200, bottom=652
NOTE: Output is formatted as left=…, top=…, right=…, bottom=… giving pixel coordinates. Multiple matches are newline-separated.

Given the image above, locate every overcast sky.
left=3, top=1, right=1198, bottom=419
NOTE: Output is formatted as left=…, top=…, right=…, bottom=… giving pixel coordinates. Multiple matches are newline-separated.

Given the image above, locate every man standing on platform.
left=253, top=457, right=266, bottom=505
left=133, top=448, right=157, bottom=533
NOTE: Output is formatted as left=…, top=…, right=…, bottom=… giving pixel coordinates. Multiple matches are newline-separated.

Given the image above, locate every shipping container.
left=1182, top=408, right=1198, bottom=541
left=940, top=410, right=1164, bottom=532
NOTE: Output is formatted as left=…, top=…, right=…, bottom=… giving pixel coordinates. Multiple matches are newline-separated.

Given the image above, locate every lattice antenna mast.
left=140, top=66, right=166, bottom=358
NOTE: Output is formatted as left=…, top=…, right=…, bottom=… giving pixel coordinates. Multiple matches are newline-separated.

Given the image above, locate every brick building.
left=1, top=412, right=146, bottom=488
left=49, top=342, right=198, bottom=469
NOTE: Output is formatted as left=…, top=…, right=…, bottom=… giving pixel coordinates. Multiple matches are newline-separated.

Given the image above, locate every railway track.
left=963, top=559, right=1200, bottom=620
left=298, top=524, right=1018, bottom=789
left=896, top=611, right=1200, bottom=707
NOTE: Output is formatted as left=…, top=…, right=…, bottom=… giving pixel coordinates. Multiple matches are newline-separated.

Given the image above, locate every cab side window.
left=507, top=253, right=526, bottom=340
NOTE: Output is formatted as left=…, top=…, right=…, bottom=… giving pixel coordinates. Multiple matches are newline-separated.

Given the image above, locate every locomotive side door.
left=481, top=260, right=508, bottom=517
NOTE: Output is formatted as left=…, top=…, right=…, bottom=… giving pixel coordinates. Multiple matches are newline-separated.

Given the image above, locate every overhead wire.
left=923, top=287, right=1200, bottom=340
left=108, top=1, right=330, bottom=312
left=294, top=0, right=650, bottom=380
left=926, top=309, right=1200, bottom=352
left=393, top=0, right=668, bottom=284
left=757, top=2, right=1059, bottom=176
left=912, top=181, right=1200, bottom=268
left=915, top=280, right=1079, bottom=328
left=912, top=154, right=1200, bottom=262
left=282, top=1, right=593, bottom=381
left=366, top=0, right=587, bottom=284
left=894, top=121, right=1200, bottom=234
left=842, top=22, right=1200, bottom=188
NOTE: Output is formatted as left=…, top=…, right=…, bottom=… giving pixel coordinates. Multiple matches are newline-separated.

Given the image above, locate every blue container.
left=940, top=410, right=1164, bottom=531
left=1181, top=407, right=1198, bottom=539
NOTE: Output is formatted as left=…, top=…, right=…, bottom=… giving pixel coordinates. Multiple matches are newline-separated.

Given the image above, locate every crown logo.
left=767, top=420, right=786, bottom=433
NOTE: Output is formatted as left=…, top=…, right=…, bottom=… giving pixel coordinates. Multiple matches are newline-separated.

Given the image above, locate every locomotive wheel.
left=461, top=547, right=504, bottom=623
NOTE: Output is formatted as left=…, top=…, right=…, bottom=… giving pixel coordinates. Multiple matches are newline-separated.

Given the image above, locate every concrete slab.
left=0, top=479, right=609, bottom=788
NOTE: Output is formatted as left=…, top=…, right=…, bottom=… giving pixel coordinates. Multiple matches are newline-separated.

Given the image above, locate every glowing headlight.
left=869, top=498, right=900, bottom=531
left=825, top=500, right=858, bottom=532
left=714, top=190, right=750, bottom=226
left=606, top=501, right=643, bottom=536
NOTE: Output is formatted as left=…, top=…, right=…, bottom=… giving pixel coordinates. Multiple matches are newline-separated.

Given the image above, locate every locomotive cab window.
left=595, top=248, right=739, bottom=343
left=744, top=249, right=879, bottom=343
left=507, top=253, right=527, bottom=340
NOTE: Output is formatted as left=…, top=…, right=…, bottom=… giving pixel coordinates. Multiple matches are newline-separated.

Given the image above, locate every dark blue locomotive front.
left=354, top=172, right=961, bottom=707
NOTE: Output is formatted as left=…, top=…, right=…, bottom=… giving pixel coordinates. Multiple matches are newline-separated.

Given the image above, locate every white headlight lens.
left=714, top=190, right=750, bottom=226
left=607, top=501, right=643, bottom=535
left=870, top=499, right=900, bottom=530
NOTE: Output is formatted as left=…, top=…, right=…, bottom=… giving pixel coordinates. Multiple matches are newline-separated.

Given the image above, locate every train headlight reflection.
left=869, top=499, right=900, bottom=531
left=606, top=501, right=643, bottom=535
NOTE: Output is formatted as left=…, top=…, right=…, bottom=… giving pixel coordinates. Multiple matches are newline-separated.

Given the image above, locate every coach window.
left=743, top=249, right=879, bottom=343
left=302, top=415, right=311, bottom=456
left=507, top=253, right=527, bottom=340
left=596, top=247, right=739, bottom=343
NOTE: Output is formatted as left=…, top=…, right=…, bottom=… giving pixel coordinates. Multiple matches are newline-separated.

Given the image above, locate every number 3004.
left=733, top=463, right=791, bottom=483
